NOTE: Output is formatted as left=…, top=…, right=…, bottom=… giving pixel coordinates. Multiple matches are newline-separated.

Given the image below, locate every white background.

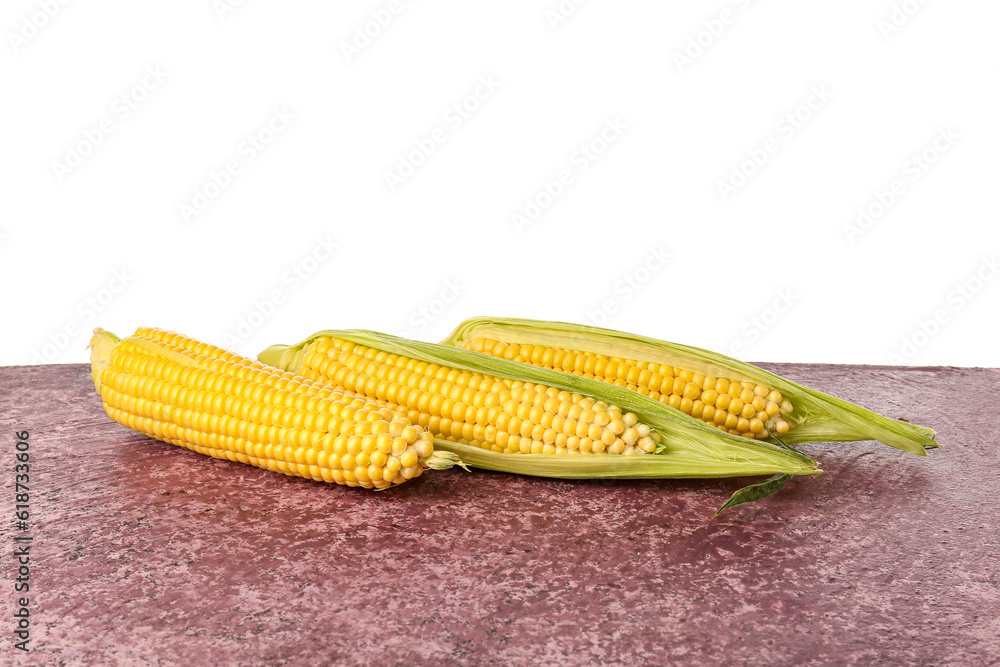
left=2, top=0, right=998, bottom=368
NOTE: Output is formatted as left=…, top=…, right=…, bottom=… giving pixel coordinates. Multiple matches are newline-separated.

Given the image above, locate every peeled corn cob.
left=89, top=328, right=460, bottom=489
left=259, top=329, right=821, bottom=513
left=440, top=317, right=938, bottom=456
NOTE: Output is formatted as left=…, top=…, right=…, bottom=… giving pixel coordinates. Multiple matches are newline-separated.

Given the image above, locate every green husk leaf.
left=259, top=329, right=820, bottom=484
left=715, top=474, right=792, bottom=516
left=440, top=317, right=938, bottom=456
left=427, top=441, right=801, bottom=479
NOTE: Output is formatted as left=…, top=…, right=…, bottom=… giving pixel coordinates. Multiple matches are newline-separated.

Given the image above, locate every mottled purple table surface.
left=1, top=363, right=998, bottom=666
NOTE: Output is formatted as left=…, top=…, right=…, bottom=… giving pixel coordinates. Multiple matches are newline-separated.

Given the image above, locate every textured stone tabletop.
left=1, top=362, right=998, bottom=666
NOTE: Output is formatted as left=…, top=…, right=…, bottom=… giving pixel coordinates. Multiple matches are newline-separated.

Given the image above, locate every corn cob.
left=440, top=317, right=938, bottom=456
left=259, top=329, right=821, bottom=508
left=89, top=328, right=459, bottom=489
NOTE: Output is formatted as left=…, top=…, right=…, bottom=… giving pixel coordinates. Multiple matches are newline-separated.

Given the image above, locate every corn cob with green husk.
left=259, top=329, right=821, bottom=510
left=89, top=328, right=460, bottom=490
left=439, top=317, right=938, bottom=456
